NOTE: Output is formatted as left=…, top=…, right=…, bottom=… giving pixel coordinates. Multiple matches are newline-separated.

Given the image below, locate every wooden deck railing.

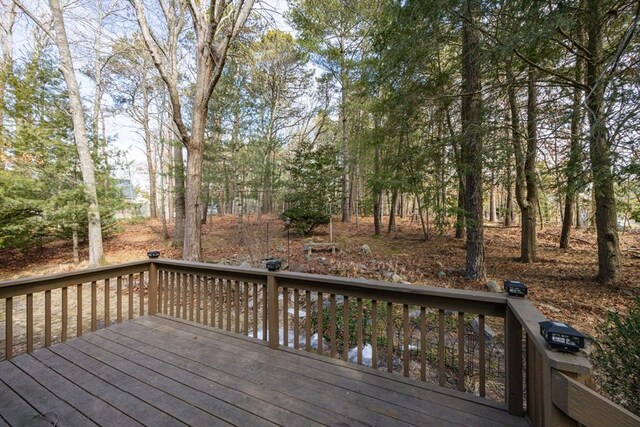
left=2, top=259, right=639, bottom=427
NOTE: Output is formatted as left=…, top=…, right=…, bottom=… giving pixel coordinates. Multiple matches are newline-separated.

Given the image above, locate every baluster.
left=226, top=280, right=232, bottom=331
left=91, top=281, right=97, bottom=331
left=403, top=304, right=409, bottom=377
left=386, top=301, right=393, bottom=373
left=357, top=298, right=363, bottom=365
left=195, top=275, right=201, bottom=323
left=479, top=314, right=486, bottom=397
left=371, top=300, right=377, bottom=369
left=77, top=283, right=83, bottom=336
left=170, top=273, right=175, bottom=317
left=438, top=309, right=445, bottom=386
left=203, top=276, right=208, bottom=326
left=61, top=287, right=68, bottom=342
left=211, top=278, right=216, bottom=326
left=26, top=293, right=33, bottom=353
left=139, top=272, right=145, bottom=317
left=176, top=274, right=182, bottom=319
left=157, top=272, right=163, bottom=313
left=458, top=311, right=465, bottom=391
left=117, top=277, right=122, bottom=323
left=45, top=290, right=52, bottom=347
left=181, top=274, right=187, bottom=320
left=262, top=284, right=268, bottom=341
left=235, top=280, right=240, bottom=333
left=104, top=278, right=110, bottom=327
left=189, top=275, right=195, bottom=322
left=5, top=297, right=12, bottom=359
left=128, top=274, right=133, bottom=320
left=252, top=283, right=258, bottom=338
left=305, top=291, right=312, bottom=351
left=420, top=307, right=426, bottom=381
left=282, top=287, right=288, bottom=346
left=163, top=272, right=169, bottom=314
left=218, top=278, right=224, bottom=328
left=343, top=296, right=350, bottom=360
left=329, top=294, right=336, bottom=357
left=317, top=292, right=323, bottom=355
left=293, top=288, right=299, bottom=348
left=243, top=282, right=249, bottom=335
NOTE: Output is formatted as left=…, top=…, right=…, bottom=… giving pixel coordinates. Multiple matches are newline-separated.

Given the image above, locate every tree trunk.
left=49, top=0, right=105, bottom=267
left=142, top=75, right=158, bottom=218
left=455, top=177, right=465, bottom=238
left=586, top=0, right=621, bottom=283
left=489, top=171, right=496, bottom=222
left=340, top=40, right=350, bottom=223
left=173, top=139, right=185, bottom=246
left=202, top=182, right=210, bottom=224
left=522, top=67, right=539, bottom=262
left=388, top=189, right=398, bottom=234
left=460, top=0, right=485, bottom=279
left=416, top=192, right=428, bottom=241
left=91, top=0, right=103, bottom=158
left=560, top=49, right=584, bottom=249
left=507, top=62, right=538, bottom=263
left=504, top=140, right=514, bottom=226
left=373, top=140, right=382, bottom=236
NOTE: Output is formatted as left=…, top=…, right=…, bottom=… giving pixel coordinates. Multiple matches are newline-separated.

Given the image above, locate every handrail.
left=552, top=371, right=640, bottom=427
left=0, top=260, right=151, bottom=299
left=155, top=259, right=508, bottom=317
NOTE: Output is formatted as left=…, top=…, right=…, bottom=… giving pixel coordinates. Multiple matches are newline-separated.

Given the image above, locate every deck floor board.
left=0, top=315, right=530, bottom=427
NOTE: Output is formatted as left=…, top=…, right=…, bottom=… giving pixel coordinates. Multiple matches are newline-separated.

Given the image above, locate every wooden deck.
left=0, top=315, right=528, bottom=427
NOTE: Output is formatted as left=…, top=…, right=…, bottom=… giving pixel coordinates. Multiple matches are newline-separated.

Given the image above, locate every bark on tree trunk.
left=142, top=76, right=158, bottom=218
left=49, top=0, right=106, bottom=267
left=373, top=141, right=382, bottom=236
left=560, top=50, right=584, bottom=249
left=340, top=41, right=350, bottom=223
left=173, top=139, right=185, bottom=246
left=586, top=0, right=621, bottom=283
left=460, top=0, right=485, bottom=279
left=507, top=63, right=538, bottom=263
left=388, top=189, right=398, bottom=234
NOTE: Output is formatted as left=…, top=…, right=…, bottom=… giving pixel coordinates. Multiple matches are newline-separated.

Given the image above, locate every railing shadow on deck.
left=1, top=259, right=638, bottom=427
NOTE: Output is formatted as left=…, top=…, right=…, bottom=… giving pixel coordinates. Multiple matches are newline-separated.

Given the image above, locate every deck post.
left=148, top=262, right=158, bottom=315
left=267, top=275, right=279, bottom=349
left=505, top=305, right=524, bottom=416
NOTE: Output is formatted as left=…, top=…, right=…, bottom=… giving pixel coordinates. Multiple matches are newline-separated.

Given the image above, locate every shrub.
left=591, top=298, right=640, bottom=416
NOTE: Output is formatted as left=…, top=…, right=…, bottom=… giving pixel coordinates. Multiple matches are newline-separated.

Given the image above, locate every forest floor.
left=1, top=215, right=639, bottom=337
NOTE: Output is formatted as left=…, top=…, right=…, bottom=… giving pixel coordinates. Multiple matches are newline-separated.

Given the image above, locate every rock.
left=359, top=244, right=372, bottom=255
left=435, top=261, right=444, bottom=269
left=471, top=317, right=496, bottom=342
left=486, top=280, right=501, bottom=293
left=409, top=309, right=422, bottom=318
left=310, top=333, right=328, bottom=350
left=391, top=273, right=403, bottom=283
left=348, top=344, right=373, bottom=367
left=319, top=257, right=327, bottom=264
left=288, top=263, right=307, bottom=273
left=370, top=258, right=378, bottom=264
left=539, top=303, right=561, bottom=313
left=436, top=271, right=446, bottom=279
left=239, top=261, right=252, bottom=268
